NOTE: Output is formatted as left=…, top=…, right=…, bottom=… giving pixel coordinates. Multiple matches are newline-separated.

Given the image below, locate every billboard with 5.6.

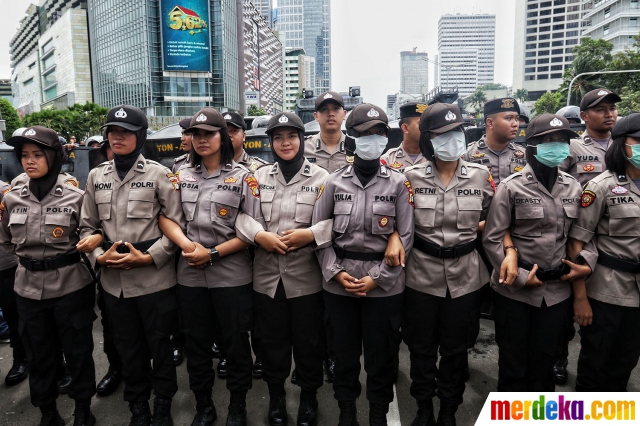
left=160, top=0, right=211, bottom=72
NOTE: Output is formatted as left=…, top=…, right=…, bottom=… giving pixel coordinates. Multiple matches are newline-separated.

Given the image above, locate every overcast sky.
left=0, top=0, right=516, bottom=108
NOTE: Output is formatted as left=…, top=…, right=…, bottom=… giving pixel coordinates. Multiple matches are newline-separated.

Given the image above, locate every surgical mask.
left=431, top=131, right=466, bottom=162
left=533, top=142, right=570, bottom=168
left=626, top=144, right=640, bottom=169
left=354, top=134, right=387, bottom=160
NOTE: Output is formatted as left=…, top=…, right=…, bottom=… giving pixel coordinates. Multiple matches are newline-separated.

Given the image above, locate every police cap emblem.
left=224, top=114, right=232, bottom=120
left=597, top=90, right=609, bottom=96
left=367, top=108, right=380, bottom=118
left=196, top=113, right=207, bottom=122
left=323, top=93, right=333, bottom=99
left=416, top=104, right=428, bottom=114
left=501, top=99, right=515, bottom=109
left=24, top=129, right=36, bottom=136
left=445, top=111, right=457, bottom=121
left=550, top=118, right=563, bottom=127
left=114, top=108, right=127, bottom=119
left=278, top=115, right=289, bottom=123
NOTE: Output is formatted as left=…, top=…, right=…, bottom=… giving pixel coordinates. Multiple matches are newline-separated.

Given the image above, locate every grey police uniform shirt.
left=482, top=164, right=584, bottom=307
left=569, top=171, right=640, bottom=307
left=172, top=153, right=190, bottom=174
left=80, top=154, right=186, bottom=298
left=405, top=161, right=494, bottom=298
left=463, top=136, right=527, bottom=186
left=0, top=175, right=93, bottom=300
left=311, top=164, right=415, bottom=298
left=381, top=143, right=427, bottom=173
left=176, top=160, right=264, bottom=288
left=0, top=182, right=18, bottom=272
left=234, top=160, right=330, bottom=299
left=12, top=172, right=79, bottom=188
left=558, top=132, right=610, bottom=187
left=304, top=132, right=350, bottom=172
left=237, top=149, right=269, bottom=173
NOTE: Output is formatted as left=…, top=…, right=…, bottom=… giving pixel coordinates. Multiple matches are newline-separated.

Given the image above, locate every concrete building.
left=277, top=0, right=331, bottom=93
left=0, top=80, right=12, bottom=105
left=386, top=94, right=397, bottom=117
left=582, top=0, right=640, bottom=53
left=400, top=48, right=429, bottom=96
left=438, top=14, right=496, bottom=97
left=283, top=49, right=306, bottom=111
left=512, top=0, right=586, bottom=101
left=9, top=1, right=92, bottom=117
left=251, top=0, right=273, bottom=27
left=302, top=55, right=316, bottom=94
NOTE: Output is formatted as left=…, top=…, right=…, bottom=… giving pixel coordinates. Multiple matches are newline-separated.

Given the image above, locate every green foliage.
left=21, top=102, right=108, bottom=140
left=467, top=89, right=487, bottom=114
left=0, top=99, right=22, bottom=138
left=247, top=105, right=268, bottom=116
left=477, top=83, right=508, bottom=91
left=533, top=91, right=565, bottom=116
left=514, top=89, right=529, bottom=102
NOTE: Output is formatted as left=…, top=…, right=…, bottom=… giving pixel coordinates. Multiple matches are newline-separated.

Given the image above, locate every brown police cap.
left=579, top=88, right=622, bottom=111
left=525, top=113, right=579, bottom=141
left=222, top=111, right=247, bottom=130
left=611, top=112, right=640, bottom=139
left=187, top=108, right=226, bottom=133
left=7, top=125, right=64, bottom=155
left=346, top=103, right=389, bottom=133
left=102, top=105, right=148, bottom=132
left=419, top=103, right=464, bottom=134
left=266, top=112, right=305, bottom=134
left=315, top=91, right=344, bottom=111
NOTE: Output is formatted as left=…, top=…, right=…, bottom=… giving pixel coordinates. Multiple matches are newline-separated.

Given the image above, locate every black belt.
left=103, top=237, right=160, bottom=254
left=518, top=258, right=570, bottom=282
left=332, top=245, right=385, bottom=261
left=597, top=250, right=640, bottom=274
left=19, top=251, right=81, bottom=272
left=413, top=236, right=477, bottom=259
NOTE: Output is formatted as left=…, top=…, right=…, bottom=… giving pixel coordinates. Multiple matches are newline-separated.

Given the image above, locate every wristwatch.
left=207, top=246, right=221, bottom=265
left=503, top=245, right=518, bottom=255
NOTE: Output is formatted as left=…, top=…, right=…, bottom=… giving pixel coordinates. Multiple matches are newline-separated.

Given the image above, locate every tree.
left=22, top=102, right=109, bottom=140
left=247, top=105, right=268, bottom=116
left=533, top=91, right=564, bottom=116
left=0, top=99, right=22, bottom=138
left=559, top=38, right=614, bottom=105
left=514, top=89, right=529, bottom=102
left=467, top=89, right=487, bottom=114
left=477, top=83, right=508, bottom=91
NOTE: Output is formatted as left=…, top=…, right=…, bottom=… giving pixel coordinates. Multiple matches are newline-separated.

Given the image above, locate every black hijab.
left=271, top=129, right=306, bottom=183
left=27, top=144, right=63, bottom=201
left=526, top=138, right=558, bottom=193
left=109, top=127, right=148, bottom=179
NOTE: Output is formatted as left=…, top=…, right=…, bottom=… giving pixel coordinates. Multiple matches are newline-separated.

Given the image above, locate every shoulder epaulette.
left=559, top=171, right=577, bottom=182
left=173, top=154, right=187, bottom=163
left=146, top=159, right=161, bottom=166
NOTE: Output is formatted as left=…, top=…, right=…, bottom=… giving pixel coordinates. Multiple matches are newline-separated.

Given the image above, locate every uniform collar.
left=19, top=177, right=66, bottom=200
left=396, top=143, right=423, bottom=161
left=521, top=164, right=538, bottom=186
left=314, top=132, right=346, bottom=153
left=581, top=131, right=610, bottom=150
left=457, top=160, right=471, bottom=179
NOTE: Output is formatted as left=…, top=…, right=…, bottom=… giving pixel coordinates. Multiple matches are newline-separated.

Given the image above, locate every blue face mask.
left=533, top=142, right=570, bottom=168
left=626, top=144, right=640, bottom=169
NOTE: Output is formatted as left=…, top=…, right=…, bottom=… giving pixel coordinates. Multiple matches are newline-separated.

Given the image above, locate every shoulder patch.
left=581, top=190, right=596, bottom=207
left=64, top=177, right=80, bottom=188
left=0, top=202, right=5, bottom=221
left=403, top=180, right=414, bottom=206
left=166, top=172, right=180, bottom=191
left=245, top=176, right=260, bottom=198
left=487, top=174, right=496, bottom=193
left=316, top=184, right=325, bottom=200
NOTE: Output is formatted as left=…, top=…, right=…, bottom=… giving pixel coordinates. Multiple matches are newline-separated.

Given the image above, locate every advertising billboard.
left=160, top=0, right=211, bottom=72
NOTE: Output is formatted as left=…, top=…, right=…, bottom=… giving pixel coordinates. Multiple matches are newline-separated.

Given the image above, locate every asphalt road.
left=1, top=315, right=639, bottom=426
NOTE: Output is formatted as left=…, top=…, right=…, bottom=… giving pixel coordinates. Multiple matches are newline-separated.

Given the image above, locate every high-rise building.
left=400, top=48, right=429, bottom=95
left=10, top=0, right=92, bottom=117
left=277, top=0, right=331, bottom=93
left=283, top=49, right=307, bottom=111
left=582, top=0, right=640, bottom=54
left=302, top=55, right=316, bottom=94
left=438, top=14, right=496, bottom=97
left=512, top=0, right=586, bottom=101
left=387, top=94, right=397, bottom=116
left=251, top=0, right=273, bottom=27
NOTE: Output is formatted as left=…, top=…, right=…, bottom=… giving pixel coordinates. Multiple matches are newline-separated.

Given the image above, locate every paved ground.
left=1, top=315, right=639, bottom=426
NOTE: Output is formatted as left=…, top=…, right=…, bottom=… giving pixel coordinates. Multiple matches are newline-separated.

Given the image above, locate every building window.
left=538, top=66, right=549, bottom=72
left=525, top=59, right=536, bottom=65
left=553, top=16, right=565, bottom=22
left=527, top=36, right=538, bottom=41
left=539, top=50, right=550, bottom=56
left=42, top=39, right=54, bottom=55
left=566, top=39, right=578, bottom=45
left=541, top=1, right=552, bottom=6
left=539, top=34, right=551, bottom=40
left=604, top=8, right=610, bottom=19
left=43, top=71, right=56, bottom=86
left=566, top=55, right=575, bottom=61
left=554, top=7, right=565, bottom=13
left=554, top=0, right=566, bottom=4
left=44, top=85, right=58, bottom=101
left=538, top=74, right=549, bottom=80
left=633, top=0, right=639, bottom=9
left=538, top=58, right=550, bottom=63
left=552, top=40, right=564, bottom=46
left=525, top=75, right=536, bottom=81
left=566, top=47, right=574, bottom=53
left=526, top=52, right=537, bottom=57
left=527, top=28, right=538, bottom=34
left=28, top=62, right=36, bottom=70
left=539, top=42, right=550, bottom=48
left=42, top=55, right=55, bottom=71
left=527, top=43, right=537, bottom=49
left=566, top=30, right=579, bottom=37
left=23, top=78, right=33, bottom=86
left=553, top=32, right=565, bottom=38
left=552, top=56, right=564, bottom=62
left=540, top=18, right=551, bottom=24
left=540, top=9, right=552, bottom=15
left=553, top=24, right=565, bottom=30
left=631, top=18, right=638, bottom=27
left=603, top=24, right=609, bottom=36
left=551, top=73, right=563, bottom=78
left=527, top=11, right=539, bottom=17
left=551, top=65, right=563, bottom=70
left=528, top=3, right=538, bottom=9
left=567, top=22, right=579, bottom=28
left=540, top=26, right=551, bottom=32
left=528, top=19, right=538, bottom=25
left=552, top=48, right=563, bottom=54
left=525, top=67, right=536, bottom=73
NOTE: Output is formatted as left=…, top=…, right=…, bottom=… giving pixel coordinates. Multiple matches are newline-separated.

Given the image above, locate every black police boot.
left=129, top=401, right=152, bottom=426
left=96, top=367, right=122, bottom=397
left=211, top=343, right=221, bottom=359
left=553, top=358, right=568, bottom=385
left=436, top=401, right=457, bottom=426
left=324, top=356, right=336, bottom=383
left=268, top=394, right=288, bottom=426
left=226, top=399, right=247, bottom=426
left=369, top=402, right=388, bottom=426
left=191, top=390, right=217, bottom=426
left=5, top=358, right=29, bottom=386
left=217, top=358, right=228, bottom=379
left=173, top=347, right=184, bottom=367
left=291, top=368, right=298, bottom=385
left=58, top=363, right=72, bottom=395
left=297, top=390, right=318, bottom=426
left=73, top=398, right=96, bottom=426
left=39, top=402, right=65, bottom=426
left=151, top=397, right=174, bottom=426
left=410, top=399, right=436, bottom=426
left=253, top=358, right=263, bottom=379
left=337, top=400, right=359, bottom=426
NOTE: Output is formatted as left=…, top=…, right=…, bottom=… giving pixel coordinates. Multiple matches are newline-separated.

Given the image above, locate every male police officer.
left=381, top=102, right=428, bottom=172
left=559, top=88, right=621, bottom=187
left=304, top=91, right=349, bottom=172
left=224, top=111, right=269, bottom=173
left=464, top=98, right=527, bottom=186
left=173, top=118, right=193, bottom=173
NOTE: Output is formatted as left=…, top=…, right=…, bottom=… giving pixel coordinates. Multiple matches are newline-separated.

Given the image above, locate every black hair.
left=190, top=127, right=234, bottom=167
left=605, top=136, right=629, bottom=176
left=399, top=118, right=406, bottom=128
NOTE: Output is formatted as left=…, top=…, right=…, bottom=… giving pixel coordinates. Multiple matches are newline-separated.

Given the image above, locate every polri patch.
left=581, top=190, right=596, bottom=207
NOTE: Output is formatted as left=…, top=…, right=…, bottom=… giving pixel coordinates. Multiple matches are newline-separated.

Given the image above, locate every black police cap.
left=579, top=88, right=621, bottom=111
left=400, top=102, right=429, bottom=119
left=525, top=113, right=579, bottom=141
left=484, top=98, right=520, bottom=117
left=611, top=112, right=640, bottom=139
left=223, top=112, right=247, bottom=130
left=102, top=105, right=148, bottom=132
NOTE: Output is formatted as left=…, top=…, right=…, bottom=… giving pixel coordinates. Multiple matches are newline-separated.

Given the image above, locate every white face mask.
left=431, top=131, right=466, bottom=162
left=354, top=134, right=388, bottom=160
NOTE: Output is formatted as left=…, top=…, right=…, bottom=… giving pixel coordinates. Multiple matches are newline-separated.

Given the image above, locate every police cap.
left=525, top=113, right=579, bottom=141
left=579, top=88, right=621, bottom=111
left=223, top=111, right=247, bottom=130
left=419, top=103, right=464, bottom=134
left=179, top=118, right=191, bottom=130
left=102, top=105, right=148, bottom=132
left=611, top=112, right=640, bottom=139
left=400, top=102, right=429, bottom=119
left=7, top=126, right=64, bottom=156
left=484, top=98, right=520, bottom=117
left=346, top=103, right=389, bottom=133
left=187, top=108, right=226, bottom=133
left=315, top=91, right=344, bottom=111
left=266, top=112, right=305, bottom=134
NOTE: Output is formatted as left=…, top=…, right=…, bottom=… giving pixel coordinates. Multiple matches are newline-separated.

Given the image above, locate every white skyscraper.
left=400, top=48, right=428, bottom=95
left=512, top=0, right=586, bottom=102
left=582, top=0, right=640, bottom=54
left=438, top=14, right=496, bottom=97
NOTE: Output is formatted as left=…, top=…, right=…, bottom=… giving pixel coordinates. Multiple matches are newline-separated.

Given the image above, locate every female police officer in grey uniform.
left=164, top=107, right=264, bottom=426
left=483, top=114, right=593, bottom=391
left=403, top=104, right=494, bottom=426
left=312, top=103, right=414, bottom=426
left=80, top=105, right=185, bottom=426
left=1, top=126, right=96, bottom=426
left=235, top=112, right=329, bottom=426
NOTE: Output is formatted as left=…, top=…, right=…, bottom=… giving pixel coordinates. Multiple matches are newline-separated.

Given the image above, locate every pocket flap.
left=9, top=213, right=27, bottom=225
left=261, top=190, right=276, bottom=203
left=334, top=201, right=353, bottom=215
left=95, top=191, right=112, bottom=204
left=414, top=196, right=437, bottom=209
left=211, top=191, right=241, bottom=208
left=609, top=204, right=640, bottom=219
left=563, top=204, right=579, bottom=219
left=372, top=202, right=396, bottom=216
left=515, top=205, right=544, bottom=219
left=128, top=188, right=155, bottom=202
left=296, top=192, right=317, bottom=205
left=45, top=213, right=71, bottom=226
left=457, top=197, right=483, bottom=211
left=181, top=189, right=199, bottom=203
